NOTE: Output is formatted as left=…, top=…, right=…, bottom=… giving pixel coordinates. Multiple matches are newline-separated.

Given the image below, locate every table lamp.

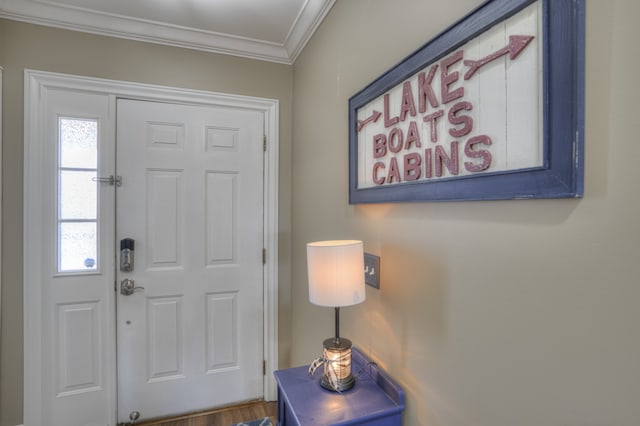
left=306, top=240, right=366, bottom=392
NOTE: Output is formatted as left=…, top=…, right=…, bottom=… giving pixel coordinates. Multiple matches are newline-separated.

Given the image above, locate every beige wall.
left=0, top=19, right=293, bottom=426
left=291, top=0, right=640, bottom=425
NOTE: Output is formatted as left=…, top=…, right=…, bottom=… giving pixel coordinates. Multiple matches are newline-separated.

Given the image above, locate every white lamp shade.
left=306, top=240, right=366, bottom=307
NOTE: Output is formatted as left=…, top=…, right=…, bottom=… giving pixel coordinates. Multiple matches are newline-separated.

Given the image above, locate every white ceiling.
left=0, top=0, right=336, bottom=64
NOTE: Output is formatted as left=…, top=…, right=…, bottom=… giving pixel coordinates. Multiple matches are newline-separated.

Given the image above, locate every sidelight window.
left=57, top=117, right=99, bottom=272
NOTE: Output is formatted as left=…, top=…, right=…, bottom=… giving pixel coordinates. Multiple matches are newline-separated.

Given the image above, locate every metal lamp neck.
left=334, top=306, right=341, bottom=343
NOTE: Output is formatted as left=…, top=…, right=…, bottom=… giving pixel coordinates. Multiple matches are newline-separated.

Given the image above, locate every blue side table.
left=274, top=347, right=404, bottom=425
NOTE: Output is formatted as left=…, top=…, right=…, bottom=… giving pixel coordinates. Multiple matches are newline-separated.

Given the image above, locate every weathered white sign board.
left=356, top=2, right=542, bottom=189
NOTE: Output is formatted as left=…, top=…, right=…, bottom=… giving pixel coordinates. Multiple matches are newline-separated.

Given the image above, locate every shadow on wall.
left=356, top=242, right=449, bottom=425
left=356, top=197, right=582, bottom=227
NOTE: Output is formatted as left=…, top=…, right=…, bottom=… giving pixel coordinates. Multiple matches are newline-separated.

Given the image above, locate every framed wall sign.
left=348, top=0, right=584, bottom=203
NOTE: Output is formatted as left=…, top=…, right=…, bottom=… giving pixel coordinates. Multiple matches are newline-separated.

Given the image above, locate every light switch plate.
left=364, top=253, right=380, bottom=289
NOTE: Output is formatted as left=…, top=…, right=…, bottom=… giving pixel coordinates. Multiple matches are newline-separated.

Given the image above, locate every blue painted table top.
left=274, top=347, right=404, bottom=425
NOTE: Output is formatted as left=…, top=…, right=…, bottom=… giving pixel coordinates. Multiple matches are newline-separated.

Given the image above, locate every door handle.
left=120, top=278, right=144, bottom=296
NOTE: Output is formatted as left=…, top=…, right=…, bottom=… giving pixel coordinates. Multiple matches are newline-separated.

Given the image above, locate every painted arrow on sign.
left=463, top=35, right=534, bottom=80
left=358, top=110, right=382, bottom=132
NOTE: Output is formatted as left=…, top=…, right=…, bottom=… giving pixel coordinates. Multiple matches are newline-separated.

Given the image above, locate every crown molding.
left=285, top=0, right=336, bottom=63
left=0, top=0, right=335, bottom=64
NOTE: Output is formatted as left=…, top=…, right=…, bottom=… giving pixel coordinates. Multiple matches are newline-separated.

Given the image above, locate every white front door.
left=116, top=99, right=265, bottom=422
left=24, top=72, right=278, bottom=426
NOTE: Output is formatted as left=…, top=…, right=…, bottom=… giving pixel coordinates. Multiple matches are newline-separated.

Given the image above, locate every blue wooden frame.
left=348, top=0, right=584, bottom=203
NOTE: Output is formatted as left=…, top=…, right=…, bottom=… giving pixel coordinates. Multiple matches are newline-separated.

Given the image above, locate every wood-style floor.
left=137, top=401, right=277, bottom=426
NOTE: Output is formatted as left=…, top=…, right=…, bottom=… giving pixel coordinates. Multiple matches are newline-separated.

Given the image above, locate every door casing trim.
left=23, top=69, right=279, bottom=425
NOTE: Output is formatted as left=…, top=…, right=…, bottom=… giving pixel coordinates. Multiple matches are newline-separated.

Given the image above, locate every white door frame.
left=24, top=69, right=279, bottom=425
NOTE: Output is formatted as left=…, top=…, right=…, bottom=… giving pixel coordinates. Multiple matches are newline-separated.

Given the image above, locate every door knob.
left=120, top=278, right=144, bottom=296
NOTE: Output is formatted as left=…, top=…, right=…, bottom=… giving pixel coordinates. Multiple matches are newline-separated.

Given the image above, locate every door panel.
left=116, top=99, right=265, bottom=422
left=25, top=87, right=117, bottom=426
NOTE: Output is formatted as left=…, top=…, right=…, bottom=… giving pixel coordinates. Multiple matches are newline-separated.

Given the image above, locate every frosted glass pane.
left=60, top=222, right=98, bottom=272
left=60, top=171, right=97, bottom=219
left=60, top=118, right=97, bottom=169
